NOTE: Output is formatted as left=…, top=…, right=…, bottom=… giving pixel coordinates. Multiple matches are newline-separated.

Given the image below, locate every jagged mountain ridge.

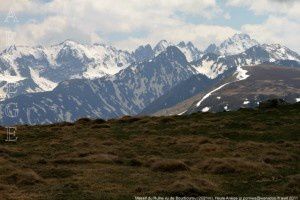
left=194, top=44, right=300, bottom=79
left=217, top=33, right=259, bottom=56
left=0, top=40, right=134, bottom=100
left=204, top=33, right=259, bottom=56
left=0, top=47, right=197, bottom=125
left=0, top=33, right=300, bottom=125
left=140, top=43, right=300, bottom=115
left=0, top=39, right=202, bottom=101
left=133, top=40, right=203, bottom=62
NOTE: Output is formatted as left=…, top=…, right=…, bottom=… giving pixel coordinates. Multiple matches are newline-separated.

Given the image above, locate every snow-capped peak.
left=262, top=43, right=300, bottom=61
left=153, top=40, right=173, bottom=55
left=56, top=39, right=80, bottom=47
left=133, top=40, right=203, bottom=63
left=2, top=45, right=17, bottom=54
left=0, top=40, right=135, bottom=100
left=217, top=33, right=259, bottom=56
left=231, top=33, right=251, bottom=41
left=176, top=41, right=203, bottom=62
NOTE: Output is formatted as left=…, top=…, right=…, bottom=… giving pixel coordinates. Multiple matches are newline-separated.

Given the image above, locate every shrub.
left=93, top=118, right=106, bottom=124
left=128, top=158, right=143, bottom=167
left=76, top=118, right=92, bottom=124
left=118, top=116, right=141, bottom=123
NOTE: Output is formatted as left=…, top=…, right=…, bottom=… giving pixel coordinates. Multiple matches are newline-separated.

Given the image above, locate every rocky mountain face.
left=139, top=69, right=235, bottom=116
left=134, top=40, right=203, bottom=63
left=133, top=44, right=154, bottom=62
left=0, top=47, right=197, bottom=125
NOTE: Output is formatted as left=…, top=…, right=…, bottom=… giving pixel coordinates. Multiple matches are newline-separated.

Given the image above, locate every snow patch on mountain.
left=177, top=41, right=203, bottom=62
left=235, top=66, right=250, bottom=80
left=193, top=57, right=228, bottom=79
left=262, top=44, right=300, bottom=61
left=202, top=107, right=210, bottom=112
left=0, top=73, right=25, bottom=83
left=224, top=105, right=229, bottom=111
left=193, top=59, right=216, bottom=79
left=196, top=82, right=231, bottom=107
left=178, top=110, right=187, bottom=115
left=29, top=68, right=57, bottom=91
left=243, top=100, right=250, bottom=105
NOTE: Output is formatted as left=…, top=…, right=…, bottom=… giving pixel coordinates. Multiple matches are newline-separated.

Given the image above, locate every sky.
left=0, top=0, right=299, bottom=52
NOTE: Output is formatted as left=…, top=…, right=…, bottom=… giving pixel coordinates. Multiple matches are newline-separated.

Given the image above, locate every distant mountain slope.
left=193, top=44, right=300, bottom=79
left=140, top=68, right=235, bottom=116
left=138, top=43, right=300, bottom=116
left=264, top=60, right=300, bottom=68
left=140, top=74, right=213, bottom=115
left=0, top=41, right=134, bottom=100
left=0, top=47, right=197, bottom=125
left=204, top=33, right=300, bottom=61
left=185, top=64, right=300, bottom=114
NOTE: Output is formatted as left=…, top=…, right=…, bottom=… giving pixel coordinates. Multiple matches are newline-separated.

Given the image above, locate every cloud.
left=0, top=0, right=236, bottom=51
left=227, top=0, right=300, bottom=52
left=115, top=23, right=238, bottom=50
left=242, top=16, right=300, bottom=52
left=1, top=0, right=298, bottom=53
left=226, top=0, right=300, bottom=20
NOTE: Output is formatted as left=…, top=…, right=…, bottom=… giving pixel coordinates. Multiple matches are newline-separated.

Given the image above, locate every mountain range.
left=0, top=33, right=299, bottom=125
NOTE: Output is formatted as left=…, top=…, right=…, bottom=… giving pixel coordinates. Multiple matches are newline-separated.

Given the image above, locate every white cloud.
left=115, top=24, right=237, bottom=50
left=2, top=0, right=299, bottom=53
left=0, top=0, right=236, bottom=51
left=242, top=16, right=300, bottom=52
left=226, top=0, right=300, bottom=20
left=226, top=0, right=300, bottom=52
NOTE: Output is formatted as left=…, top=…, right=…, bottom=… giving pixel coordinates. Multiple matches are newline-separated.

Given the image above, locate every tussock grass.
left=150, top=159, right=189, bottom=172
left=4, top=169, right=44, bottom=186
left=0, top=103, right=299, bottom=199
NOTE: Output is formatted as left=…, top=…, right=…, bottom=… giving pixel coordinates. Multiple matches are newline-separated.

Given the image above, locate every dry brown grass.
left=200, top=157, right=274, bottom=175
left=0, top=103, right=299, bottom=199
left=4, top=169, right=44, bottom=187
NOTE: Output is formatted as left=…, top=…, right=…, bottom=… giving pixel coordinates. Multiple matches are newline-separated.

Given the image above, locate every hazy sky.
left=0, top=0, right=299, bottom=52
